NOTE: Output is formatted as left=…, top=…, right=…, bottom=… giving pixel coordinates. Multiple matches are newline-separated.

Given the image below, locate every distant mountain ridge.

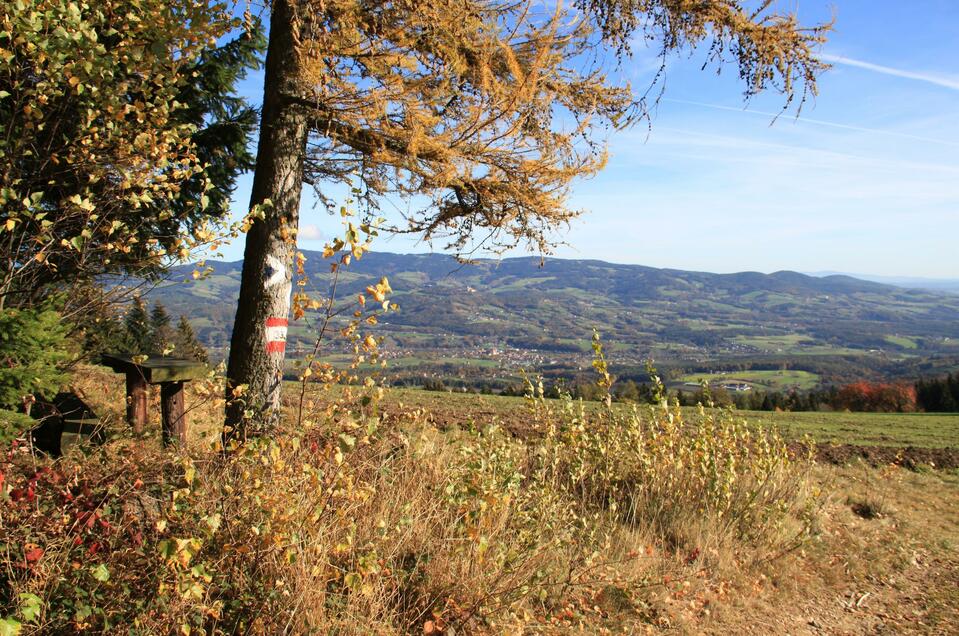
left=148, top=251, right=959, bottom=386
left=806, top=271, right=959, bottom=294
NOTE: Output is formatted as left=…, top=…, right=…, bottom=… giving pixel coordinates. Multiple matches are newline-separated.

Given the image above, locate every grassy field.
left=71, top=365, right=958, bottom=459
left=676, top=369, right=821, bottom=391
left=884, top=334, right=919, bottom=349
left=334, top=385, right=959, bottom=449
left=743, top=409, right=959, bottom=448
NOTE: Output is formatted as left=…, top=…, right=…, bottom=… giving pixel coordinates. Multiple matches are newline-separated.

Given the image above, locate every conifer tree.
left=176, top=316, right=210, bottom=364
left=149, top=302, right=174, bottom=354
left=124, top=297, right=152, bottom=354
left=81, top=310, right=129, bottom=358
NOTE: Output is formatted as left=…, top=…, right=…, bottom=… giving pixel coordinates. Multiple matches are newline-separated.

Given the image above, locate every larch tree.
left=226, top=0, right=830, bottom=436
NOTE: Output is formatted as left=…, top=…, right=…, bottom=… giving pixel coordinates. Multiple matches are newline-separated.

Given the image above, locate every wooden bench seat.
left=30, top=391, right=104, bottom=456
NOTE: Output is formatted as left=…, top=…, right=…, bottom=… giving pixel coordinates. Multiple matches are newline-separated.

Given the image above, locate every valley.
left=148, top=252, right=959, bottom=390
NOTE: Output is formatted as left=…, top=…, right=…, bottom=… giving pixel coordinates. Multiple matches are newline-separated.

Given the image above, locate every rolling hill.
left=144, top=252, right=959, bottom=389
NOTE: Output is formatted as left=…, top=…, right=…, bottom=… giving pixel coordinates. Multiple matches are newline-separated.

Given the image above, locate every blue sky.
left=223, top=0, right=959, bottom=278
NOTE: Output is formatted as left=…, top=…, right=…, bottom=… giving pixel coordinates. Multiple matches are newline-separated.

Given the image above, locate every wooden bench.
left=30, top=391, right=105, bottom=456
left=100, top=354, right=208, bottom=447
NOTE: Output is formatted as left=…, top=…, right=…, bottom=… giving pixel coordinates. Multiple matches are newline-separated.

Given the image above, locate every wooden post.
left=160, top=382, right=187, bottom=447
left=125, top=371, right=149, bottom=433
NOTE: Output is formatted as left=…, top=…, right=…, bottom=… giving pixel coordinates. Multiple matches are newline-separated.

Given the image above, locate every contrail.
left=663, top=98, right=959, bottom=148
left=820, top=53, right=959, bottom=91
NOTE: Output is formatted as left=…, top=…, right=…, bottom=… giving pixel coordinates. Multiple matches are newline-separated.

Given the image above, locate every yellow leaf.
left=366, top=286, right=385, bottom=302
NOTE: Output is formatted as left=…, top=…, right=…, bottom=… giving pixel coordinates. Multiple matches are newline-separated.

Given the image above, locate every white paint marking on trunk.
left=265, top=324, right=288, bottom=342
left=265, top=254, right=286, bottom=288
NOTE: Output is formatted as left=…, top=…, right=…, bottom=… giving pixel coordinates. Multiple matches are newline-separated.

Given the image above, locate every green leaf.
left=337, top=433, right=356, bottom=453
left=90, top=563, right=110, bottom=582
left=344, top=572, right=361, bottom=591
left=0, top=617, right=21, bottom=636
left=202, top=513, right=221, bottom=532
left=18, top=593, right=41, bottom=622
left=157, top=539, right=174, bottom=560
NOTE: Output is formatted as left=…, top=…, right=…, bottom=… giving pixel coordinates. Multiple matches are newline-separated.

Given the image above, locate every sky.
left=222, top=0, right=959, bottom=278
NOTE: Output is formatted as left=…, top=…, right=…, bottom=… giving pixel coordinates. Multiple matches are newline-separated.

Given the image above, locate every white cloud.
left=820, top=53, right=959, bottom=91
left=299, top=224, right=323, bottom=241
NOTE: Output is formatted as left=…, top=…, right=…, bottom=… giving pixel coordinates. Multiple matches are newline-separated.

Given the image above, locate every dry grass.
left=2, top=367, right=957, bottom=634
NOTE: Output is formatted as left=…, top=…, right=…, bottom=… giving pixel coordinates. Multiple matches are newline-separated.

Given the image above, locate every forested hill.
left=149, top=251, right=959, bottom=385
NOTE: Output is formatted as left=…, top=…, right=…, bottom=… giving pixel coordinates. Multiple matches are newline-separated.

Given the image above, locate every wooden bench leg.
left=126, top=372, right=148, bottom=434
left=160, top=381, right=187, bottom=447
left=30, top=416, right=64, bottom=457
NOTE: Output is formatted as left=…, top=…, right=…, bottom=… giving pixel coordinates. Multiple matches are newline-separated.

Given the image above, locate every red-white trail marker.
left=265, top=317, right=288, bottom=353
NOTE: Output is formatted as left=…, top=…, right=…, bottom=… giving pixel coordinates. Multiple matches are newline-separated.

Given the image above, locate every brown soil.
left=794, top=443, right=959, bottom=471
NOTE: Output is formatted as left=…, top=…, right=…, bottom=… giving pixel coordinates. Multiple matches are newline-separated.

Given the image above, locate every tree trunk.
left=225, top=0, right=308, bottom=440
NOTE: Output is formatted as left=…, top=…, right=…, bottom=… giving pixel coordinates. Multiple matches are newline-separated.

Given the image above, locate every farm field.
left=744, top=409, right=959, bottom=449
left=353, top=384, right=959, bottom=450
left=676, top=369, right=821, bottom=391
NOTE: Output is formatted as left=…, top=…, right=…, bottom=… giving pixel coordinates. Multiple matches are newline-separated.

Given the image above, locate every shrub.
left=0, top=347, right=817, bottom=633
left=834, top=381, right=917, bottom=412
left=522, top=369, right=815, bottom=552
left=0, top=409, right=36, bottom=446
left=0, top=307, right=71, bottom=410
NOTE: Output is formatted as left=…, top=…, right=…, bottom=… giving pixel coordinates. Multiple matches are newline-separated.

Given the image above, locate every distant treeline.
left=722, top=383, right=915, bottom=413
left=689, top=374, right=958, bottom=413
left=678, top=376, right=957, bottom=413
left=915, top=374, right=959, bottom=412
left=411, top=373, right=959, bottom=414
